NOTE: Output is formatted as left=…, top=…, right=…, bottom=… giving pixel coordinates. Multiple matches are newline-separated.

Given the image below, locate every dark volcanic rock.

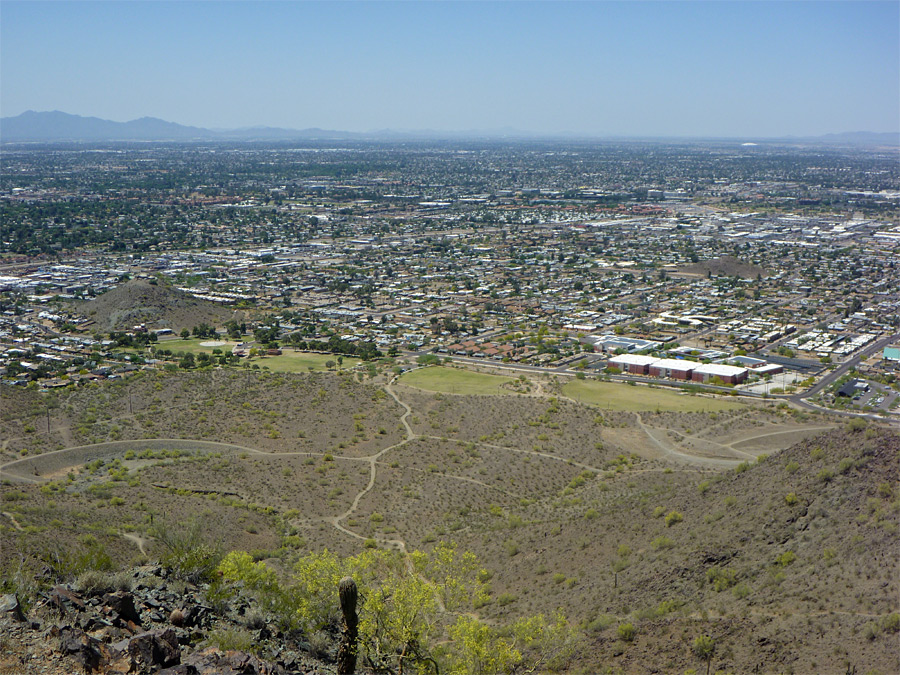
left=158, top=647, right=287, bottom=675
left=50, top=585, right=86, bottom=615
left=109, top=628, right=180, bottom=674
left=102, top=590, right=143, bottom=626
left=58, top=625, right=108, bottom=672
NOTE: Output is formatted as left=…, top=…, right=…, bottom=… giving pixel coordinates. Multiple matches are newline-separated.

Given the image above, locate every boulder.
left=0, top=594, right=25, bottom=622
left=109, top=628, right=180, bottom=674
left=158, top=647, right=287, bottom=675
left=57, top=625, right=108, bottom=672
left=50, top=585, right=86, bottom=615
left=102, top=591, right=142, bottom=626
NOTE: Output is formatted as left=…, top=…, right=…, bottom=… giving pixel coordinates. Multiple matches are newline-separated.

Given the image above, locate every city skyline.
left=2, top=1, right=899, bottom=138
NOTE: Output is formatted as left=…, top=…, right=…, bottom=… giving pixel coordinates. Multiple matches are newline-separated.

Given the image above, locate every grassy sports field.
left=248, top=352, right=361, bottom=372
left=399, top=366, right=514, bottom=395
left=157, top=339, right=360, bottom=372
left=563, top=378, right=744, bottom=412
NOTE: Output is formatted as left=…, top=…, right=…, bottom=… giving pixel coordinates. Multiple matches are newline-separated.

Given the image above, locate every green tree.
left=692, top=635, right=716, bottom=675
left=217, top=544, right=574, bottom=674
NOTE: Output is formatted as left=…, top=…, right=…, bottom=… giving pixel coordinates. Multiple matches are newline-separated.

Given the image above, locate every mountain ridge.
left=2, top=110, right=898, bottom=145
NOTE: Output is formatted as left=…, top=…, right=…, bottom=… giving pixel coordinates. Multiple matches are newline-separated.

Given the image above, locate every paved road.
left=788, top=332, right=899, bottom=419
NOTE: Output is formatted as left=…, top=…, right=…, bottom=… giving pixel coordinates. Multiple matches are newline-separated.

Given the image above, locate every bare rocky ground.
left=2, top=371, right=898, bottom=673
left=0, top=566, right=335, bottom=675
left=1, top=369, right=405, bottom=462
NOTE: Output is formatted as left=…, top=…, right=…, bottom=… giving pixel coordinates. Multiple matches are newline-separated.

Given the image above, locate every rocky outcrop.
left=1, top=565, right=337, bottom=674
left=159, top=648, right=287, bottom=675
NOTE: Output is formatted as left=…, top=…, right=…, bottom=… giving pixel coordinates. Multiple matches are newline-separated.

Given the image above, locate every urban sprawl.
left=2, top=141, right=898, bottom=416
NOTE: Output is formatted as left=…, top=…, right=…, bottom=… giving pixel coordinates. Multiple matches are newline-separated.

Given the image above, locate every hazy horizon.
left=2, top=1, right=898, bottom=138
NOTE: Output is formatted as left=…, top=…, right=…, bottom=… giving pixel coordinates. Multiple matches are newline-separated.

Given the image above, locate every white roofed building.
left=691, top=363, right=748, bottom=384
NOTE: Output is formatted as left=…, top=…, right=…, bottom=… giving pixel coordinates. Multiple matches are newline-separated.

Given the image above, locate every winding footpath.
left=0, top=372, right=853, bottom=561
left=327, top=378, right=416, bottom=553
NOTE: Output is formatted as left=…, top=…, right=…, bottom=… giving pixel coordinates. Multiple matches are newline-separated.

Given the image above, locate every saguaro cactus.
left=337, top=576, right=359, bottom=674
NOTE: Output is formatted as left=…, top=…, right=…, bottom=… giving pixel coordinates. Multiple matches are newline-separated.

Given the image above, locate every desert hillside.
left=69, top=279, right=249, bottom=332
left=1, top=370, right=897, bottom=674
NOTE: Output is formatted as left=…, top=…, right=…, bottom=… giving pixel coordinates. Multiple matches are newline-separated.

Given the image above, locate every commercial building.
left=648, top=358, right=695, bottom=380
left=608, top=354, right=658, bottom=375
left=691, top=363, right=748, bottom=385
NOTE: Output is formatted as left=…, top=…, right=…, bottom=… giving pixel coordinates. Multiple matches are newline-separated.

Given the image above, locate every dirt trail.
left=633, top=413, right=744, bottom=468
left=328, top=377, right=416, bottom=537
left=2, top=511, right=24, bottom=531
left=723, top=425, right=836, bottom=449
left=122, top=532, right=150, bottom=556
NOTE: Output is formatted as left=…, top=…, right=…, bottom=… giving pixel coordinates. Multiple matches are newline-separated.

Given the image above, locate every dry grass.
left=563, top=379, right=744, bottom=412
left=2, top=370, right=897, bottom=674
left=399, top=366, right=514, bottom=395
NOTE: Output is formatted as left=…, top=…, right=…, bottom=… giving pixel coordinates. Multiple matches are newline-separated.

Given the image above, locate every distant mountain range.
left=0, top=111, right=363, bottom=142
left=1, top=110, right=898, bottom=145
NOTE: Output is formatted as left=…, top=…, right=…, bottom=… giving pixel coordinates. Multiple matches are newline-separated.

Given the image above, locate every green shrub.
left=692, top=635, right=716, bottom=666
left=585, top=613, right=615, bottom=632
left=706, top=567, right=736, bottom=592
left=817, top=468, right=834, bottom=483
left=41, top=537, right=114, bottom=581
left=154, top=520, right=223, bottom=583
left=784, top=493, right=799, bottom=506
left=651, top=536, right=675, bottom=550
left=206, top=628, right=257, bottom=653
left=846, top=418, right=867, bottom=433
left=617, top=622, right=636, bottom=642
left=881, top=613, right=900, bottom=634
left=732, top=583, right=751, bottom=600
left=664, top=511, right=683, bottom=527
left=76, top=569, right=133, bottom=594
left=775, top=551, right=796, bottom=567
left=863, top=621, right=881, bottom=641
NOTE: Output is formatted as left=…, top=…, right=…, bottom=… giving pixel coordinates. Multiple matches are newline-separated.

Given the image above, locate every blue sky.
left=2, top=1, right=897, bottom=137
